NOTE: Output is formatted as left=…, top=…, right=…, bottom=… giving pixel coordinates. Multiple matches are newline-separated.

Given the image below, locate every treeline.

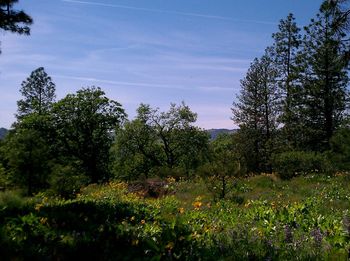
left=1, top=1, right=350, bottom=198
left=0, top=67, right=214, bottom=196
left=232, top=1, right=350, bottom=177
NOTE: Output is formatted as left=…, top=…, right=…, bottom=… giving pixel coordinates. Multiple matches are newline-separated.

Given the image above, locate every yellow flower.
left=178, top=208, right=185, bottom=214
left=35, top=203, right=43, bottom=211
left=193, top=201, right=202, bottom=210
left=195, top=196, right=203, bottom=201
left=40, top=217, right=48, bottom=225
left=130, top=216, right=135, bottom=221
left=166, top=242, right=174, bottom=250
left=140, top=219, right=146, bottom=224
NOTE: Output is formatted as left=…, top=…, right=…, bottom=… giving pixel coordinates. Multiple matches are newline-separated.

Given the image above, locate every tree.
left=298, top=1, right=350, bottom=151
left=269, top=14, right=303, bottom=148
left=2, top=126, right=51, bottom=195
left=199, top=133, right=241, bottom=200
left=0, top=69, right=56, bottom=194
left=136, top=102, right=209, bottom=171
left=232, top=54, right=279, bottom=172
left=17, top=67, right=56, bottom=118
left=52, top=87, right=126, bottom=183
left=113, top=102, right=210, bottom=180
left=0, top=0, right=33, bottom=53
left=112, top=119, right=163, bottom=180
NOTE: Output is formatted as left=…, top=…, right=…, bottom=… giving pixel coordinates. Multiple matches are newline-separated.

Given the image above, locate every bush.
left=329, top=128, right=350, bottom=171
left=272, top=151, right=332, bottom=179
left=49, top=164, right=89, bottom=198
left=0, top=189, right=27, bottom=210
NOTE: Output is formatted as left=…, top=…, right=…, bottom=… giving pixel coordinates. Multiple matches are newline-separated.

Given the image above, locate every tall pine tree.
left=232, top=54, right=279, bottom=172
left=298, top=1, right=350, bottom=151
left=269, top=13, right=303, bottom=148
left=17, top=67, right=56, bottom=119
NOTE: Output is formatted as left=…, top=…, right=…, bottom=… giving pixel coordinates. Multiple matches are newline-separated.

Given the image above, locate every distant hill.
left=207, top=129, right=237, bottom=140
left=0, top=128, right=8, bottom=140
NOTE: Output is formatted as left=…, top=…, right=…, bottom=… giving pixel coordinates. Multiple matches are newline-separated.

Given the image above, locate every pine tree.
left=232, top=54, right=279, bottom=172
left=298, top=1, right=350, bottom=151
left=269, top=13, right=303, bottom=148
left=17, top=67, right=56, bottom=119
left=0, top=0, right=32, bottom=53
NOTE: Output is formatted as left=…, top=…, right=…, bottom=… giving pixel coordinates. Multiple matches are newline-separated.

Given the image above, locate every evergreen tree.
left=2, top=126, right=51, bottom=195
left=0, top=0, right=32, bottom=53
left=298, top=1, right=350, bottom=151
left=232, top=54, right=279, bottom=172
left=1, top=69, right=57, bottom=194
left=269, top=13, right=303, bottom=148
left=17, top=67, right=56, bottom=119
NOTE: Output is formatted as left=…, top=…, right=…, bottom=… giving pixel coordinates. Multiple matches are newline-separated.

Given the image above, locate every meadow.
left=0, top=173, right=349, bottom=260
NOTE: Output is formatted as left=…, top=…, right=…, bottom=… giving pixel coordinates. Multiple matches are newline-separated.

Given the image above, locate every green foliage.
left=198, top=133, right=242, bottom=200
left=329, top=127, right=350, bottom=171
left=48, top=164, right=89, bottom=199
left=0, top=189, right=27, bottom=210
left=113, top=102, right=210, bottom=180
left=0, top=176, right=349, bottom=260
left=232, top=54, right=279, bottom=172
left=270, top=14, right=303, bottom=149
left=0, top=0, right=32, bottom=54
left=2, top=128, right=52, bottom=195
left=0, top=0, right=32, bottom=34
left=17, top=67, right=56, bottom=119
left=272, top=151, right=332, bottom=179
left=296, top=2, right=350, bottom=151
left=52, top=86, right=126, bottom=183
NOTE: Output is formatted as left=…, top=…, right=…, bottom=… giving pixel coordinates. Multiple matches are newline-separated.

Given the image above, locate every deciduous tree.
left=52, top=86, right=126, bottom=183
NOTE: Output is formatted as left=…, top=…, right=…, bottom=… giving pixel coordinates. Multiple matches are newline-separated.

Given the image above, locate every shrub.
left=49, top=164, right=89, bottom=198
left=272, top=151, right=332, bottom=179
left=329, top=128, right=350, bottom=171
left=0, top=189, right=27, bottom=210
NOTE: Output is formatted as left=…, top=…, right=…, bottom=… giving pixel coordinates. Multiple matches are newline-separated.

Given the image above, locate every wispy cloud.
left=52, top=74, right=234, bottom=92
left=61, top=0, right=276, bottom=25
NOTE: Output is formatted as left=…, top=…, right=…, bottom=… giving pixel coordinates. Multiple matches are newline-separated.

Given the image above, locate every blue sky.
left=0, top=0, right=322, bottom=129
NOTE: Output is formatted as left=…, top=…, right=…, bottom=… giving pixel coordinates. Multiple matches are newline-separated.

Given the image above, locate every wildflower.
left=35, top=203, right=43, bottom=211
left=193, top=201, right=202, bottom=210
left=244, top=202, right=251, bottom=208
left=195, top=196, right=203, bottom=201
left=40, top=217, right=48, bottom=225
left=140, top=219, right=146, bottom=224
left=130, top=216, right=135, bottom=221
left=166, top=242, right=174, bottom=250
left=310, top=228, right=323, bottom=247
left=178, top=208, right=185, bottom=214
left=284, top=225, right=293, bottom=244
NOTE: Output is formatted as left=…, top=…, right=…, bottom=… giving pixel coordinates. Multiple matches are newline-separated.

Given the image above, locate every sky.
left=0, top=0, right=323, bottom=129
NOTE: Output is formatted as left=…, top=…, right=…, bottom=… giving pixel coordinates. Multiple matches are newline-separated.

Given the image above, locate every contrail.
left=53, top=74, right=233, bottom=91
left=61, top=0, right=276, bottom=25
